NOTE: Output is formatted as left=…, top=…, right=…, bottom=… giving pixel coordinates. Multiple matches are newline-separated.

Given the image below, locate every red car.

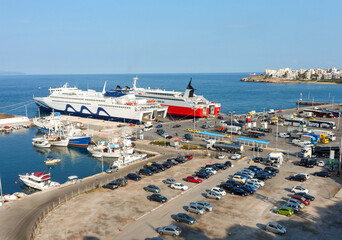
left=185, top=154, right=193, bottom=160
left=186, top=176, right=202, bottom=183
left=291, top=195, right=310, bottom=206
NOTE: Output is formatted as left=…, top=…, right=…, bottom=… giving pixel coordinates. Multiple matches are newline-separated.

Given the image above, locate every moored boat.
left=32, top=137, right=51, bottom=148
left=44, top=156, right=61, bottom=165
left=19, top=171, right=60, bottom=191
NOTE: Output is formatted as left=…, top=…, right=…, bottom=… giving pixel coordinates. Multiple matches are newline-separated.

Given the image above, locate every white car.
left=291, top=186, right=309, bottom=194
left=318, top=161, right=325, bottom=167
left=211, top=187, right=226, bottom=196
left=279, top=132, right=290, bottom=138
left=217, top=154, right=225, bottom=159
left=170, top=183, right=188, bottom=191
left=181, top=139, right=189, bottom=143
left=231, top=154, right=242, bottom=160
left=206, top=190, right=222, bottom=200
left=206, top=168, right=217, bottom=175
left=250, top=178, right=265, bottom=187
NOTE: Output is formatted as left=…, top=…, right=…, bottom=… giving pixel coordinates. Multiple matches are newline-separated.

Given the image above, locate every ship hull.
left=69, top=137, right=91, bottom=147
left=164, top=105, right=205, bottom=118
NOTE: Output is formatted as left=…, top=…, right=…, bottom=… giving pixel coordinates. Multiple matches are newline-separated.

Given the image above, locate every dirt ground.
left=35, top=149, right=342, bottom=240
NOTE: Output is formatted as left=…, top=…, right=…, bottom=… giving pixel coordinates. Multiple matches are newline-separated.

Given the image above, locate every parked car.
left=156, top=124, right=163, bottom=128
left=174, top=213, right=196, bottom=224
left=312, top=171, right=331, bottom=178
left=126, top=173, right=142, bottom=181
left=185, top=154, right=193, bottom=160
left=206, top=168, right=217, bottom=175
left=253, top=156, right=263, bottom=163
left=206, top=190, right=222, bottom=200
left=145, top=165, right=160, bottom=173
left=264, top=166, right=279, bottom=173
left=162, top=161, right=172, bottom=168
left=105, top=165, right=119, bottom=173
left=275, top=206, right=294, bottom=216
left=175, top=156, right=186, bottom=163
left=217, top=154, right=225, bottom=159
left=144, top=185, right=160, bottom=193
left=291, top=195, right=310, bottom=206
left=225, top=180, right=243, bottom=188
left=213, top=163, right=227, bottom=170
left=157, top=225, right=181, bottom=236
left=317, top=161, right=325, bottom=167
left=220, top=183, right=234, bottom=191
left=114, top=178, right=128, bottom=187
left=186, top=176, right=202, bottom=183
left=265, top=222, right=286, bottom=234
left=291, top=186, right=309, bottom=194
left=248, top=165, right=262, bottom=172
left=181, top=138, right=190, bottom=143
left=150, top=194, right=168, bottom=203
left=251, top=146, right=263, bottom=152
left=138, top=168, right=154, bottom=176
left=151, top=163, right=166, bottom=171
left=287, top=198, right=305, bottom=208
left=166, top=158, right=179, bottom=165
left=283, top=203, right=300, bottom=213
left=170, top=182, right=188, bottom=190
left=102, top=181, right=118, bottom=190
left=261, top=170, right=276, bottom=177
left=289, top=174, right=307, bottom=182
left=224, top=161, right=233, bottom=167
left=211, top=187, right=226, bottom=196
left=245, top=181, right=260, bottom=189
left=196, top=201, right=213, bottom=211
left=196, top=172, right=210, bottom=179
left=163, top=178, right=176, bottom=184
left=228, top=187, right=248, bottom=196
left=231, top=154, right=242, bottom=160
left=241, top=185, right=256, bottom=194
left=172, top=124, right=181, bottom=128
left=295, top=192, right=315, bottom=201
left=187, top=204, right=205, bottom=215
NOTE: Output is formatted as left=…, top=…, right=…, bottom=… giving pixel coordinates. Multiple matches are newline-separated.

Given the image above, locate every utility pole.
left=276, top=123, right=279, bottom=150
left=0, top=176, right=4, bottom=206
left=229, top=111, right=235, bottom=137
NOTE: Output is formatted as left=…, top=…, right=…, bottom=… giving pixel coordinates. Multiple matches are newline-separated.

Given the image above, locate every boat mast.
left=0, top=176, right=4, bottom=206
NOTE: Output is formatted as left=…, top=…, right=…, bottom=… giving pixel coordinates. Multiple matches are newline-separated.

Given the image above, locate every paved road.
left=114, top=160, right=245, bottom=240
left=0, top=142, right=179, bottom=240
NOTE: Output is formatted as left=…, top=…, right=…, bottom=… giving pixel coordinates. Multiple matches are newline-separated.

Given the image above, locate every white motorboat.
left=116, top=152, right=147, bottom=166
left=48, top=135, right=69, bottom=147
left=32, top=137, right=51, bottom=148
left=19, top=171, right=60, bottom=191
left=44, top=156, right=61, bottom=165
left=87, top=137, right=134, bottom=158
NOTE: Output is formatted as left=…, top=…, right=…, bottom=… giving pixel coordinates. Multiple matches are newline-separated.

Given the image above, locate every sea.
left=0, top=73, right=341, bottom=194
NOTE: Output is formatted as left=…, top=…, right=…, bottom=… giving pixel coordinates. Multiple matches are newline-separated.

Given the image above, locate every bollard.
left=119, top=227, right=122, bottom=231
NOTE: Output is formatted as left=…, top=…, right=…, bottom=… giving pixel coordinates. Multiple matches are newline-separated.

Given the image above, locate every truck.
left=206, top=140, right=243, bottom=153
left=310, top=129, right=336, bottom=141
left=214, top=125, right=242, bottom=135
left=299, top=145, right=340, bottom=158
left=266, top=152, right=283, bottom=167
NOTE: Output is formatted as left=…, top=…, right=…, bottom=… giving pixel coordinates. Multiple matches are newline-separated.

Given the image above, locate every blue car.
left=156, top=124, right=163, bottom=128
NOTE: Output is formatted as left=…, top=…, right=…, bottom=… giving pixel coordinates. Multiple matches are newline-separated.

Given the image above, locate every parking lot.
left=36, top=142, right=342, bottom=240
left=34, top=104, right=342, bottom=239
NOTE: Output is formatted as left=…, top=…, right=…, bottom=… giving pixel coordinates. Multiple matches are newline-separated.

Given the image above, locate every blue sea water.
left=0, top=73, right=341, bottom=194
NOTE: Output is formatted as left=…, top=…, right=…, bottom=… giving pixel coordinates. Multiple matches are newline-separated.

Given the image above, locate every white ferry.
left=33, top=82, right=168, bottom=124
left=132, top=77, right=221, bottom=118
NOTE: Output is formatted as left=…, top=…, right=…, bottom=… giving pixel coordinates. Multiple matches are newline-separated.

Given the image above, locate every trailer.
left=299, top=145, right=340, bottom=158
left=206, top=140, right=243, bottom=153
left=310, top=129, right=336, bottom=141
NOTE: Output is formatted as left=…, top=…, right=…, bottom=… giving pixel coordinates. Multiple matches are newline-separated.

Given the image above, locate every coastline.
left=241, top=75, right=340, bottom=85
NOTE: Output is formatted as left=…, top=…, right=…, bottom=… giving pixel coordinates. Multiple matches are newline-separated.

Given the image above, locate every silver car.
left=287, top=199, right=305, bottom=208
left=163, top=178, right=176, bottom=184
left=196, top=201, right=214, bottom=211
left=206, top=190, right=222, bottom=200
left=157, top=225, right=182, bottom=236
left=265, top=222, right=286, bottom=234
left=187, top=204, right=205, bottom=215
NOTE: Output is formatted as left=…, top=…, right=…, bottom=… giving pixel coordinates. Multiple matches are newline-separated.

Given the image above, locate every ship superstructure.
left=132, top=77, right=221, bottom=118
left=34, top=82, right=168, bottom=124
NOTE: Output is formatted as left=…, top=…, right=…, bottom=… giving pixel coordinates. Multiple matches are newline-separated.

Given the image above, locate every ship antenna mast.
left=133, top=76, right=138, bottom=89
left=102, top=80, right=107, bottom=94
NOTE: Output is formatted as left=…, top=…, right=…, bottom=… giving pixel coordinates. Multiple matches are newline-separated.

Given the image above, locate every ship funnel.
left=184, top=78, right=195, bottom=98
left=133, top=76, right=138, bottom=89
left=102, top=81, right=107, bottom=94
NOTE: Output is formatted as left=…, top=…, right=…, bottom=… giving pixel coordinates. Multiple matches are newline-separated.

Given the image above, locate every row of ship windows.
left=51, top=96, right=106, bottom=102
left=52, top=100, right=91, bottom=105
left=99, top=104, right=131, bottom=109
left=146, top=92, right=174, bottom=96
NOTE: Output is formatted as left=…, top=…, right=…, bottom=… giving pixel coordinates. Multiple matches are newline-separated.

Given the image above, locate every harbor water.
left=0, top=73, right=341, bottom=194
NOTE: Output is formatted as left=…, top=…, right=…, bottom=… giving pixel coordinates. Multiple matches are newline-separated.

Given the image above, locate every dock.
left=296, top=101, right=331, bottom=106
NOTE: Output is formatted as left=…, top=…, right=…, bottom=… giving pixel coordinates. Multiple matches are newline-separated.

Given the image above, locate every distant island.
left=241, top=67, right=342, bottom=84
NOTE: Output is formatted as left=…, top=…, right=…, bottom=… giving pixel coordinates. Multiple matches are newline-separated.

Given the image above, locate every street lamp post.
left=276, top=122, right=279, bottom=150
left=229, top=111, right=235, bottom=138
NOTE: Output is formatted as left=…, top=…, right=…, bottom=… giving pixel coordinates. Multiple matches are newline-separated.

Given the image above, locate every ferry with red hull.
left=132, top=77, right=221, bottom=118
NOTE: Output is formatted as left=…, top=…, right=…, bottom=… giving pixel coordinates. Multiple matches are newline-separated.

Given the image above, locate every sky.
left=0, top=0, right=341, bottom=74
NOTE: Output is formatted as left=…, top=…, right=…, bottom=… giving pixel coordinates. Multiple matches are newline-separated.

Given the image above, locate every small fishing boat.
left=44, top=156, right=61, bottom=165
left=19, top=171, right=60, bottom=191
left=48, top=136, right=69, bottom=147
left=32, top=137, right=51, bottom=148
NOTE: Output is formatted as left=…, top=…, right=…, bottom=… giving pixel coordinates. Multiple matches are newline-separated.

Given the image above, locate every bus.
left=284, top=118, right=306, bottom=127
left=308, top=120, right=336, bottom=129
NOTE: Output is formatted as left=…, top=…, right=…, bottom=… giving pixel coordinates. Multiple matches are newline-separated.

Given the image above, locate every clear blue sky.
left=0, top=0, right=341, bottom=74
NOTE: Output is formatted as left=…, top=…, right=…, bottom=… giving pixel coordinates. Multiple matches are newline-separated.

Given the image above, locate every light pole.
left=229, top=111, right=235, bottom=138
left=276, top=122, right=279, bottom=150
